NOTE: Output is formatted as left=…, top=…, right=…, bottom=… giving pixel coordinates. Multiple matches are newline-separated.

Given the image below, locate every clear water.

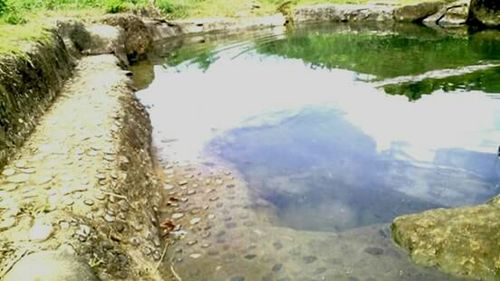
left=134, top=23, right=500, bottom=281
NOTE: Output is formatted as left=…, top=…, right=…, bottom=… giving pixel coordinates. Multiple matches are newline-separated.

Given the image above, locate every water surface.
left=134, top=23, right=500, bottom=281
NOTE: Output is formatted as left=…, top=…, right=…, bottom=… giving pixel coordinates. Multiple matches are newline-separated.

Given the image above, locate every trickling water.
left=133, top=23, right=500, bottom=281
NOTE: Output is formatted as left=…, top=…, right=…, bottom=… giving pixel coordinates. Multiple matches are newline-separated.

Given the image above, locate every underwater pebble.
left=3, top=184, right=18, bottom=192
left=2, top=168, right=16, bottom=177
left=143, top=247, right=152, bottom=256
left=172, top=213, right=184, bottom=220
left=190, top=217, right=201, bottom=225
left=75, top=224, right=91, bottom=238
left=0, top=216, right=16, bottom=230
left=187, top=240, right=198, bottom=246
left=207, top=250, right=219, bottom=256
left=34, top=175, right=53, bottom=185
left=303, top=255, right=318, bottom=264
left=272, top=263, right=283, bottom=272
left=244, top=254, right=257, bottom=260
left=364, top=247, right=384, bottom=256
left=104, top=214, right=116, bottom=222
left=130, top=237, right=140, bottom=246
left=95, top=193, right=106, bottom=201
left=153, top=250, right=162, bottom=261
left=189, top=253, right=202, bottom=259
left=21, top=168, right=36, bottom=174
left=63, top=198, right=75, bottom=206
left=8, top=174, right=29, bottom=183
left=103, top=155, right=115, bottom=162
left=83, top=199, right=94, bottom=206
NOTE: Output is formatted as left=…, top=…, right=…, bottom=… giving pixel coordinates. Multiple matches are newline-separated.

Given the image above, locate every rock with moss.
left=101, top=14, right=153, bottom=62
left=394, top=1, right=447, bottom=22
left=468, top=0, right=500, bottom=28
left=423, top=0, right=469, bottom=26
left=391, top=195, right=500, bottom=281
left=55, top=19, right=92, bottom=56
left=293, top=4, right=395, bottom=23
left=83, top=24, right=128, bottom=65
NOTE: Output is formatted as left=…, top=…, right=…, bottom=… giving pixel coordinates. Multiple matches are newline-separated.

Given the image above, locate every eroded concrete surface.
left=0, top=55, right=169, bottom=281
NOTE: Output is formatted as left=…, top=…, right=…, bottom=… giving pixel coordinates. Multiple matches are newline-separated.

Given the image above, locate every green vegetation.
left=384, top=67, right=500, bottom=100
left=257, top=28, right=482, bottom=79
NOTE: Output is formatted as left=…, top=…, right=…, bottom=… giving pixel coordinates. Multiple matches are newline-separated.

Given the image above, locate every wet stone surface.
left=153, top=160, right=469, bottom=281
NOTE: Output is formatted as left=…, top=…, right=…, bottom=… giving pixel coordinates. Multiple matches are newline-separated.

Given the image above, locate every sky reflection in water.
left=137, top=25, right=500, bottom=232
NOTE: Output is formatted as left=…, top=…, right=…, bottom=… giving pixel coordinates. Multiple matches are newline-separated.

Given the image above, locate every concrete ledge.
left=0, top=55, right=166, bottom=280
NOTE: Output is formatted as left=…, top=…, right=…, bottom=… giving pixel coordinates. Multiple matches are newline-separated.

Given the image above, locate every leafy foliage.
left=104, top=0, right=127, bottom=13
left=0, top=0, right=6, bottom=16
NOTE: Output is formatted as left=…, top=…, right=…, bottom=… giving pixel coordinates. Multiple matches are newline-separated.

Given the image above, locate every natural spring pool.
left=132, top=23, right=500, bottom=281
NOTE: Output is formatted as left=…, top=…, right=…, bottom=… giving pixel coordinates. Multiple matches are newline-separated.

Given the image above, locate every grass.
left=0, top=0, right=441, bottom=54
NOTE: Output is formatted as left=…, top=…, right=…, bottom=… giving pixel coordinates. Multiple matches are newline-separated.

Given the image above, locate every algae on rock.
left=392, top=195, right=500, bottom=281
left=468, top=0, right=500, bottom=28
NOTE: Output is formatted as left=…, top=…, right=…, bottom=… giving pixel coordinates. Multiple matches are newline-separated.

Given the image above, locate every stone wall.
left=0, top=33, right=74, bottom=168
left=293, top=0, right=471, bottom=28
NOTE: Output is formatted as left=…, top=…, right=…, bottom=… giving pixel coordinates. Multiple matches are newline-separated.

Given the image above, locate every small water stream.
left=133, top=23, right=500, bottom=281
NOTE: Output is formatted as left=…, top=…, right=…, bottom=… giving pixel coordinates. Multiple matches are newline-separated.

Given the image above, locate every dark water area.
left=134, top=22, right=500, bottom=281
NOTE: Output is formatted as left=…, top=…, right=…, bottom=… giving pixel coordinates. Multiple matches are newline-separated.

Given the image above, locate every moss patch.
left=392, top=196, right=500, bottom=281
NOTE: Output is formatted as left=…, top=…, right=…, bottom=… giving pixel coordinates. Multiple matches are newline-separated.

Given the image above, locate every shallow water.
left=134, top=23, right=500, bottom=281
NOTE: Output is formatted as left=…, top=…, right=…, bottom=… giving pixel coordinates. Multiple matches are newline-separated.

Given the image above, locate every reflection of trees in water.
left=383, top=67, right=500, bottom=100
left=256, top=24, right=500, bottom=100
